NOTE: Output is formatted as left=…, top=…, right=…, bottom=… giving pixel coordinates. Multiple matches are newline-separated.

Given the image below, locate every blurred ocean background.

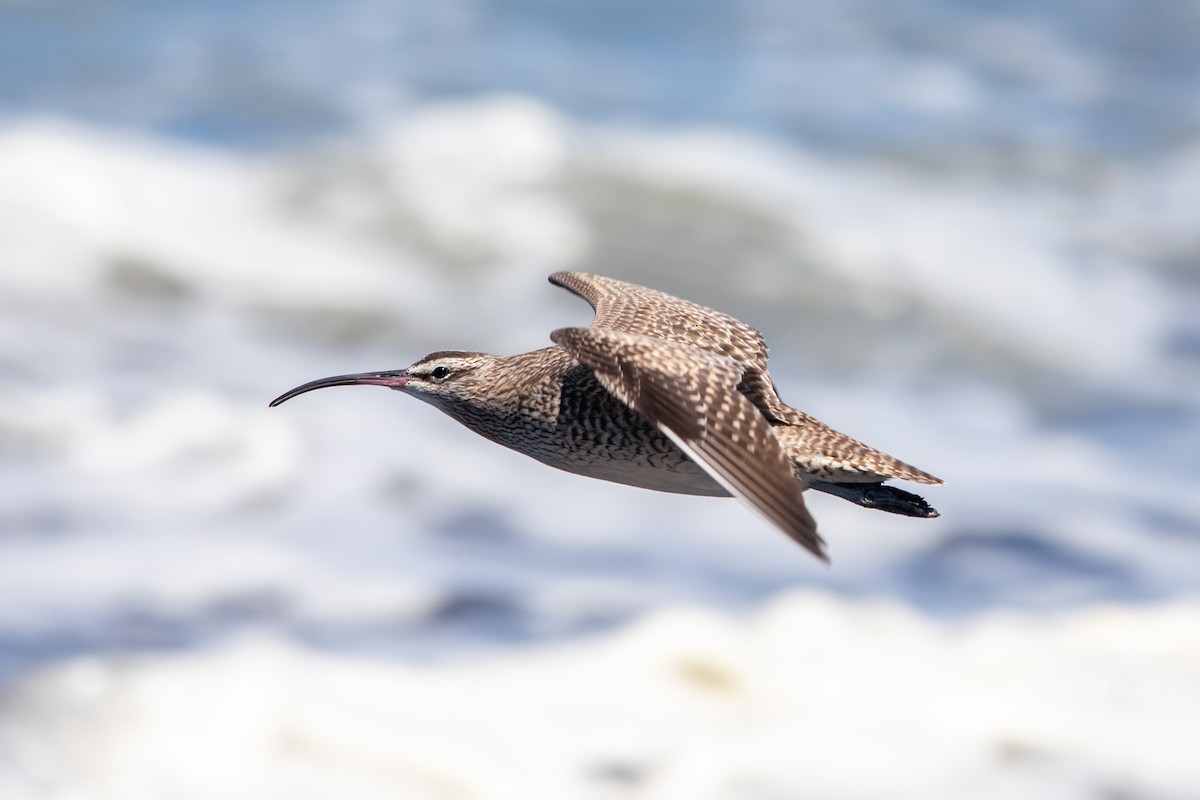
left=1, top=1, right=1199, bottom=798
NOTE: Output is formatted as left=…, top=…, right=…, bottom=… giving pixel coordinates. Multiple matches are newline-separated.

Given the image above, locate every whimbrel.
left=270, top=272, right=942, bottom=562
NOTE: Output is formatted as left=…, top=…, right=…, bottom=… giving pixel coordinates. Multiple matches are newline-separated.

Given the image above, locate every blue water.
left=5, top=0, right=1197, bottom=154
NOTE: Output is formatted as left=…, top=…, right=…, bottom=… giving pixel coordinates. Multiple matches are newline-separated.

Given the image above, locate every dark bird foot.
left=809, top=481, right=939, bottom=518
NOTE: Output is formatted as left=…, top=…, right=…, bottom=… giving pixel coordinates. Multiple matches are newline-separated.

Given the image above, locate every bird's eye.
left=430, top=366, right=452, bottom=381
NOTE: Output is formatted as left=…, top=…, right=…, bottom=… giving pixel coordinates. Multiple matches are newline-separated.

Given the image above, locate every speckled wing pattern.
left=550, top=272, right=769, bottom=364
left=549, top=271, right=784, bottom=415
left=770, top=415, right=942, bottom=485
left=551, top=325, right=826, bottom=561
left=550, top=271, right=942, bottom=488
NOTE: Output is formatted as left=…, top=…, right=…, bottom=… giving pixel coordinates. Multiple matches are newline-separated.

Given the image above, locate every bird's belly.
left=549, top=446, right=731, bottom=497
left=452, top=361, right=732, bottom=497
left=502, top=420, right=731, bottom=497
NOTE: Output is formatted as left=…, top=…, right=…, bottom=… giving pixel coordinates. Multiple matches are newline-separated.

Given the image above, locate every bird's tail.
left=809, top=480, right=940, bottom=518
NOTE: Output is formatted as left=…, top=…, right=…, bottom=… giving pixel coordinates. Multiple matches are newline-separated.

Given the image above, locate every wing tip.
left=549, top=326, right=587, bottom=347
left=793, top=532, right=830, bottom=565
left=548, top=270, right=590, bottom=289
left=799, top=524, right=830, bottom=565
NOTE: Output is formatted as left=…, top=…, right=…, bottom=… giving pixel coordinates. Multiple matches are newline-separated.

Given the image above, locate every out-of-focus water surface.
left=1, top=1, right=1199, bottom=797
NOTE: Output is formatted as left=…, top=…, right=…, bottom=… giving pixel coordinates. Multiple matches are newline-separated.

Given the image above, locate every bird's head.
left=269, top=351, right=499, bottom=410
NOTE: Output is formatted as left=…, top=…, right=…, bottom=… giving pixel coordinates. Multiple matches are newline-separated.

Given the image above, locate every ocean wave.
left=2, top=593, right=1197, bottom=799
left=0, top=99, right=1197, bottom=677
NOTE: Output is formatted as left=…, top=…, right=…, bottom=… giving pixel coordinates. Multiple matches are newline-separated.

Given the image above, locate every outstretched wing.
left=550, top=271, right=786, bottom=418
left=550, top=271, right=768, bottom=370
left=551, top=325, right=827, bottom=562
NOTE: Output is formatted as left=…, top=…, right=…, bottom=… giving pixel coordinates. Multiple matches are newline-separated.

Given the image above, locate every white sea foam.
left=365, top=97, right=589, bottom=265
left=0, top=119, right=437, bottom=319
left=1, top=594, right=1196, bottom=800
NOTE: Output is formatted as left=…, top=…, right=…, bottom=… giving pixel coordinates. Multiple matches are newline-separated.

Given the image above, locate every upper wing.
left=551, top=325, right=827, bottom=562
left=549, top=271, right=770, bottom=372
left=550, top=271, right=786, bottom=419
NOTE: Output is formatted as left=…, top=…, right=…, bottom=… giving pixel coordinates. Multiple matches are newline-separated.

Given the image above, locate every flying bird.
left=271, top=272, right=942, bottom=562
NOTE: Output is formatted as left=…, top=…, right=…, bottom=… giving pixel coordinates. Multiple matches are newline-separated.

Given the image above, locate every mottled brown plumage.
left=270, top=272, right=943, bottom=562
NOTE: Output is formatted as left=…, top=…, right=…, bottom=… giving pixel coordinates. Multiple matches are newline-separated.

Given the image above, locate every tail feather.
left=769, top=412, right=943, bottom=485
left=809, top=480, right=940, bottom=518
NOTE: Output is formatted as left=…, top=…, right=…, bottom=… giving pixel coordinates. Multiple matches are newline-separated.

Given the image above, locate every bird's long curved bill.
left=268, top=370, right=409, bottom=407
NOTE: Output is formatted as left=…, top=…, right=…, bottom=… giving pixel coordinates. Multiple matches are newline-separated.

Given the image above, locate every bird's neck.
left=434, top=347, right=571, bottom=444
